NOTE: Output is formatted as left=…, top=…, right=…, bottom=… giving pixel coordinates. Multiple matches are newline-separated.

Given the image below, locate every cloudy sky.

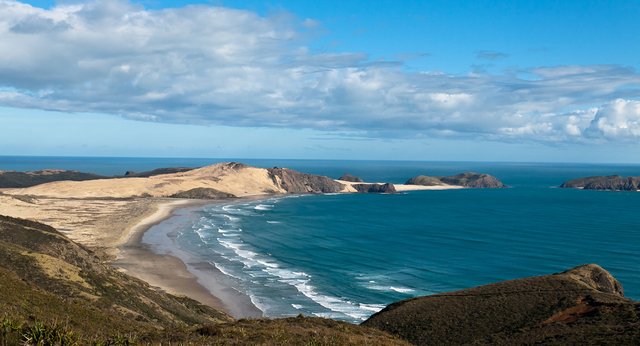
left=1, top=0, right=639, bottom=162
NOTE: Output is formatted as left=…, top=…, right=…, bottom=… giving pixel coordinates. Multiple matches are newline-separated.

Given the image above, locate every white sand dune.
left=5, top=162, right=285, bottom=199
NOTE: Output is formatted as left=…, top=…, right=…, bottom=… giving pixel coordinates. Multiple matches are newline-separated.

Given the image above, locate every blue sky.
left=1, top=0, right=639, bottom=162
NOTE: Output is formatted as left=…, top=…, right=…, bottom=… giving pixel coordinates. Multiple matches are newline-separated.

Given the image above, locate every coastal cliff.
left=267, top=167, right=345, bottom=193
left=405, top=172, right=506, bottom=188
left=561, top=175, right=640, bottom=191
left=363, top=264, right=639, bottom=345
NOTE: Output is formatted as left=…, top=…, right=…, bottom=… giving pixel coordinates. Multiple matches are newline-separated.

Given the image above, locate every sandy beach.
left=114, top=199, right=263, bottom=318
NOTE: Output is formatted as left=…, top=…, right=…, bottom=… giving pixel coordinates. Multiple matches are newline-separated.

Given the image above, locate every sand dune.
left=5, top=162, right=285, bottom=199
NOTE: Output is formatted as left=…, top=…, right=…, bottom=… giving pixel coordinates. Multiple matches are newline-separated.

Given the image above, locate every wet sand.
left=113, top=199, right=263, bottom=318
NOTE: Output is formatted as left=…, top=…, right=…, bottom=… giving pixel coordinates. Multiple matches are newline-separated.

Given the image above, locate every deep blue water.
left=2, top=156, right=639, bottom=323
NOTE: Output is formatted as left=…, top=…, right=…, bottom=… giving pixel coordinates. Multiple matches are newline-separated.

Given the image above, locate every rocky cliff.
left=267, top=167, right=345, bottom=193
left=351, top=183, right=397, bottom=193
left=406, top=172, right=506, bottom=188
left=561, top=175, right=640, bottom=191
left=363, top=264, right=639, bottom=345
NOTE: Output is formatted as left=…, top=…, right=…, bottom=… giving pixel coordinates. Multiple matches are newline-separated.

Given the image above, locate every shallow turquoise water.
left=3, top=156, right=639, bottom=323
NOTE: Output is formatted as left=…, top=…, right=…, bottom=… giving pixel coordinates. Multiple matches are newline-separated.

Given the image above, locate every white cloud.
left=586, top=99, right=640, bottom=139
left=0, top=0, right=639, bottom=143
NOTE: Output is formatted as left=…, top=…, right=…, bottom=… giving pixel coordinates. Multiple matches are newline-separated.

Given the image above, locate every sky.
left=1, top=0, right=639, bottom=162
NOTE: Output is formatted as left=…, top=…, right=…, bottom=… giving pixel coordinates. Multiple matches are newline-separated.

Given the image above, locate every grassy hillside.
left=0, top=170, right=105, bottom=188
left=363, top=264, right=640, bottom=345
left=0, top=215, right=407, bottom=345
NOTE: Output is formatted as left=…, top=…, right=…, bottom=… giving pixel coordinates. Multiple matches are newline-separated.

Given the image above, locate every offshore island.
left=1, top=162, right=639, bottom=344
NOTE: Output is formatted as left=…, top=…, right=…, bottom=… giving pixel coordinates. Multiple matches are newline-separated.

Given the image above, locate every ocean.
left=2, top=156, right=639, bottom=323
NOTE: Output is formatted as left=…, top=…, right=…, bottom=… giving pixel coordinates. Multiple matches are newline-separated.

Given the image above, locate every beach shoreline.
left=113, top=196, right=265, bottom=318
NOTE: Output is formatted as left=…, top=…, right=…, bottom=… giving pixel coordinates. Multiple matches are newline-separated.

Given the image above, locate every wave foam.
left=390, top=286, right=415, bottom=293
left=254, top=204, right=274, bottom=211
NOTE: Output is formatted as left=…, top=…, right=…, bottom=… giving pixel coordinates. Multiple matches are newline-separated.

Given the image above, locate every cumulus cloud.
left=585, top=99, right=640, bottom=139
left=0, top=0, right=639, bottom=143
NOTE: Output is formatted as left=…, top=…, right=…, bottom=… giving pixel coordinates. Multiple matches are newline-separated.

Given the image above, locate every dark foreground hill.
left=561, top=175, right=640, bottom=191
left=406, top=172, right=506, bottom=188
left=0, top=215, right=407, bottom=345
left=363, top=264, right=640, bottom=345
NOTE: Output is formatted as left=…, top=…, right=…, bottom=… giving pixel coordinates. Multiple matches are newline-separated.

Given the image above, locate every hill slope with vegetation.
left=0, top=215, right=407, bottom=345
left=363, top=264, right=640, bottom=345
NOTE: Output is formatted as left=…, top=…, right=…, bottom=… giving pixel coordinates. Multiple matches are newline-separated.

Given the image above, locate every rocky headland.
left=267, top=166, right=346, bottom=193
left=406, top=172, right=506, bottom=188
left=561, top=175, right=640, bottom=191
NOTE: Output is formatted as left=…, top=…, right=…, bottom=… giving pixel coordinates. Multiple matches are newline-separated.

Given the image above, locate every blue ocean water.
left=2, top=156, right=639, bottom=323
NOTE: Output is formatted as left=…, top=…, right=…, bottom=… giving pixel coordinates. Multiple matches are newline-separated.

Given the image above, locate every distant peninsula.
left=405, top=172, right=506, bottom=188
left=560, top=175, right=640, bottom=191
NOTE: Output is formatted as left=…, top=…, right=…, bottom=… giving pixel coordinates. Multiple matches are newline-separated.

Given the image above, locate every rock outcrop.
left=267, top=167, right=345, bottom=194
left=406, top=172, right=506, bottom=188
left=362, top=264, right=639, bottom=345
left=561, top=175, right=640, bottom=191
left=339, top=174, right=364, bottom=182
left=351, top=183, right=397, bottom=193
